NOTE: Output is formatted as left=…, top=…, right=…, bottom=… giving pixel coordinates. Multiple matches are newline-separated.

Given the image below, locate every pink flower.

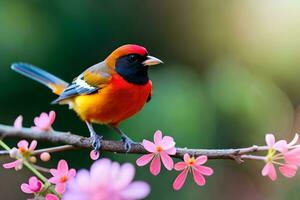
left=49, top=160, right=76, bottom=194
left=136, top=130, right=176, bottom=175
left=17, top=139, right=37, bottom=155
left=173, top=153, right=213, bottom=190
left=14, top=115, right=23, bottom=129
left=32, top=111, right=56, bottom=131
left=261, top=134, right=298, bottom=181
left=45, top=194, right=60, bottom=200
left=20, top=176, right=43, bottom=194
left=64, top=158, right=150, bottom=200
left=3, top=140, right=37, bottom=170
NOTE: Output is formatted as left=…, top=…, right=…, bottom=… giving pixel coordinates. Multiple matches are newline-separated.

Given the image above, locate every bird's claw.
left=121, top=135, right=136, bottom=152
left=91, top=134, right=103, bottom=152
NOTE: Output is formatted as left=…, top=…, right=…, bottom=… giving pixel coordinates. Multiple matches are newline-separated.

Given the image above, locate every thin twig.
left=32, top=164, right=51, bottom=173
left=0, top=145, right=75, bottom=156
left=0, top=124, right=269, bottom=160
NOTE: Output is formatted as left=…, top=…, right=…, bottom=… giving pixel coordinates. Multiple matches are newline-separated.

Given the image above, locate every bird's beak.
left=142, top=56, right=163, bottom=66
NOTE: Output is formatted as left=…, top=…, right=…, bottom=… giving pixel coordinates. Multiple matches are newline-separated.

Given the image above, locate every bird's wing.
left=146, top=80, right=152, bottom=103
left=52, top=61, right=112, bottom=104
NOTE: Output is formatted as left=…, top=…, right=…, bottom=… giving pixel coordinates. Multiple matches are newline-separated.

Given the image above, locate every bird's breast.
left=72, top=73, right=152, bottom=126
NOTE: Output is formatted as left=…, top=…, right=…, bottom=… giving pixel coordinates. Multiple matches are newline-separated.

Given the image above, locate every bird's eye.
left=128, top=54, right=138, bottom=63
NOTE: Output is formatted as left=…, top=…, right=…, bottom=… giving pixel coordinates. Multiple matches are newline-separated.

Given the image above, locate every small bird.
left=11, top=44, right=163, bottom=152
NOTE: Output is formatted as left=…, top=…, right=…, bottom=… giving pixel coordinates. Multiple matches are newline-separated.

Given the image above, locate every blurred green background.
left=1, top=1, right=300, bottom=199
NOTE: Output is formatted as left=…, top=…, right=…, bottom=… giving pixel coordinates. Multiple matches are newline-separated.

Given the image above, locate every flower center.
left=60, top=176, right=68, bottom=183
left=156, top=146, right=162, bottom=152
left=266, top=149, right=276, bottom=162
left=188, top=157, right=196, bottom=166
left=19, top=147, right=26, bottom=153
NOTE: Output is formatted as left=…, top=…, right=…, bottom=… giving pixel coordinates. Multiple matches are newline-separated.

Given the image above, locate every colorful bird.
left=11, top=44, right=163, bottom=152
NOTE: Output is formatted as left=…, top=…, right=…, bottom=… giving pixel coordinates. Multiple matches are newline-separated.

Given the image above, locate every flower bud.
left=40, top=152, right=51, bottom=162
left=29, top=156, right=37, bottom=163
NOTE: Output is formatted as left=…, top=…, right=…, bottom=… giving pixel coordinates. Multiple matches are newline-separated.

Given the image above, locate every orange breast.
left=72, top=74, right=152, bottom=126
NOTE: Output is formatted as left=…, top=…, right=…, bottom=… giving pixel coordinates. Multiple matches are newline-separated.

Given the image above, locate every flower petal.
left=279, top=164, right=298, bottom=178
left=160, top=151, right=174, bottom=170
left=173, top=168, right=189, bottom=190
left=262, top=163, right=277, bottom=181
left=3, top=160, right=22, bottom=169
left=268, top=165, right=277, bottom=181
left=49, top=111, right=56, bottom=125
left=55, top=183, right=66, bottom=194
left=50, top=169, right=62, bottom=178
left=183, top=154, right=190, bottom=163
left=284, top=148, right=300, bottom=165
left=90, top=158, right=111, bottom=185
left=57, top=160, right=69, bottom=175
left=28, top=176, right=38, bottom=185
left=285, top=147, right=300, bottom=157
left=160, top=136, right=175, bottom=150
left=273, top=140, right=288, bottom=152
left=174, top=161, right=187, bottom=171
left=265, top=134, right=275, bottom=147
left=136, top=154, right=154, bottom=166
left=194, top=165, right=214, bottom=176
left=114, top=163, right=135, bottom=189
left=192, top=168, right=206, bottom=186
left=17, top=140, right=28, bottom=149
left=150, top=156, right=161, bottom=176
left=261, top=163, right=270, bottom=176
left=20, top=183, right=33, bottom=194
left=71, top=169, right=90, bottom=190
left=68, top=169, right=76, bottom=179
left=142, top=140, right=156, bottom=153
left=45, top=194, right=59, bottom=200
left=29, top=140, right=37, bottom=151
left=288, top=133, right=299, bottom=147
left=121, top=181, right=150, bottom=199
left=154, top=130, right=162, bottom=144
left=14, top=115, right=23, bottom=129
left=48, top=176, right=60, bottom=184
left=165, top=147, right=176, bottom=155
left=195, top=155, right=208, bottom=165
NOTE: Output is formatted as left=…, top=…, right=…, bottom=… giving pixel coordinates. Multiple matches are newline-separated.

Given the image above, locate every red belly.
left=73, top=74, right=152, bottom=126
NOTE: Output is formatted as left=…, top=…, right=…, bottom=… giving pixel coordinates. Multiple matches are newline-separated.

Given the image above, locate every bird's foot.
left=121, top=134, right=137, bottom=152
left=91, top=134, right=103, bottom=152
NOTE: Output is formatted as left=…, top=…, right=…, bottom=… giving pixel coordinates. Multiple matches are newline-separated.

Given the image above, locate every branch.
left=0, top=124, right=268, bottom=160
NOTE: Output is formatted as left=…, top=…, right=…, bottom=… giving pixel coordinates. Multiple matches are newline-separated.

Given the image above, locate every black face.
left=115, top=54, right=149, bottom=85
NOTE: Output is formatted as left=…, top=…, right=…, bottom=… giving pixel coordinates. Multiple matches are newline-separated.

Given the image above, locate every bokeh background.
left=1, top=1, right=300, bottom=199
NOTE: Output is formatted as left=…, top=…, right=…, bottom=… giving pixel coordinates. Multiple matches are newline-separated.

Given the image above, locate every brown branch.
left=0, top=124, right=268, bottom=160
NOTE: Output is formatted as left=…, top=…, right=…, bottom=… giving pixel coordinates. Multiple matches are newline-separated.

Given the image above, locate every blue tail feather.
left=11, top=63, right=68, bottom=89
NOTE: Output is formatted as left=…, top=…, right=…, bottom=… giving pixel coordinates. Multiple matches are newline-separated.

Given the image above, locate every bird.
left=11, top=44, right=163, bottom=152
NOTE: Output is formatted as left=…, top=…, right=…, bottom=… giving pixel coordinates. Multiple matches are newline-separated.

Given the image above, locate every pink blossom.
left=63, top=158, right=150, bottom=200
left=49, top=160, right=76, bottom=194
left=136, top=130, right=176, bottom=175
left=261, top=134, right=299, bottom=181
left=32, top=111, right=56, bottom=131
left=45, top=194, right=60, bottom=200
left=14, top=115, right=23, bottom=129
left=90, top=150, right=100, bottom=160
left=3, top=140, right=37, bottom=170
left=173, top=153, right=213, bottom=190
left=20, top=176, right=43, bottom=194
left=17, top=139, right=37, bottom=155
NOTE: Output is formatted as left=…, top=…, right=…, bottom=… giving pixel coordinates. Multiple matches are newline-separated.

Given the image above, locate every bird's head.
left=105, top=44, right=163, bottom=85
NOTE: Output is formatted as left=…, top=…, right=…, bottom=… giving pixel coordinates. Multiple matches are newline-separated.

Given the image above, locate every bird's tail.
left=11, top=63, right=68, bottom=95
